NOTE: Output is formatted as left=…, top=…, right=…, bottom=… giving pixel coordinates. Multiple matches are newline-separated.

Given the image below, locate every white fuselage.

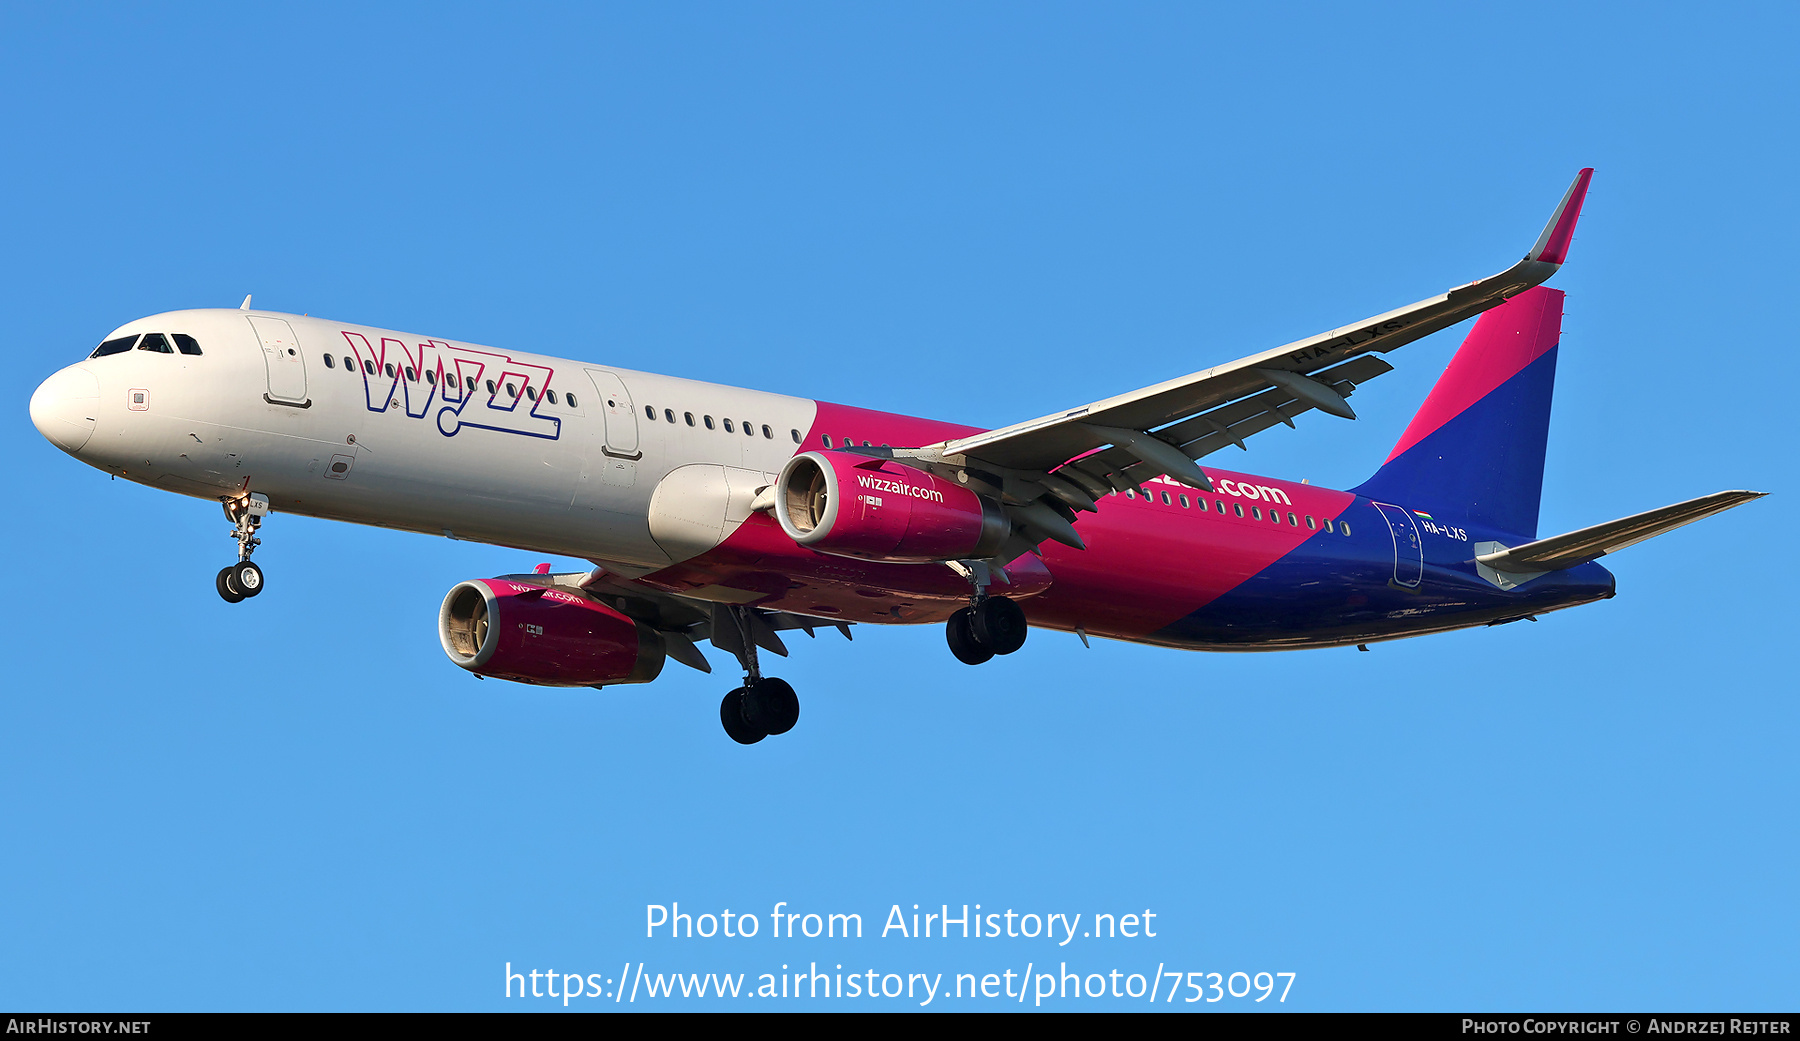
left=35, top=308, right=817, bottom=575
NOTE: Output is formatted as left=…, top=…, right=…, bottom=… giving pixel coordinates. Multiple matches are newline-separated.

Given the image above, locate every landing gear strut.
left=945, top=560, right=1028, bottom=664
left=215, top=492, right=269, bottom=603
left=717, top=605, right=800, bottom=745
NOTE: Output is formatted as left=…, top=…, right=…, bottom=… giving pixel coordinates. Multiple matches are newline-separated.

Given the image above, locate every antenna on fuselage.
left=238, top=294, right=252, bottom=311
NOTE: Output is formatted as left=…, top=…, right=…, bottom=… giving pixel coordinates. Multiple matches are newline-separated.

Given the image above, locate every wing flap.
left=1052, top=355, right=1395, bottom=493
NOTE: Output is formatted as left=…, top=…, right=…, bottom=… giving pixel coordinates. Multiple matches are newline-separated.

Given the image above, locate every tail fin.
left=1351, top=286, right=1564, bottom=538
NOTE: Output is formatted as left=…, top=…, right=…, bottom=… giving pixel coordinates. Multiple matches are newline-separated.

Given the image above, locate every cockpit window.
left=173, top=334, right=203, bottom=356
left=137, top=333, right=174, bottom=354
left=90, top=335, right=139, bottom=358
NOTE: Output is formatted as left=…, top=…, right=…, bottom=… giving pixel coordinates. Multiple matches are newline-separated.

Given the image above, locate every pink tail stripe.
left=1384, top=286, right=1563, bottom=464
left=1527, top=168, right=1594, bottom=266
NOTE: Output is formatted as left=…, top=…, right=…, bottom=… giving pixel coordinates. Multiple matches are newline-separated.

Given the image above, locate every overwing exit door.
left=586, top=369, right=641, bottom=459
left=1371, top=502, right=1424, bottom=589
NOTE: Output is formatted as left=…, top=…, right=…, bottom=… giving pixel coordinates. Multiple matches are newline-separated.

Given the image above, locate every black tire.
left=743, top=677, right=800, bottom=735
left=720, top=688, right=766, bottom=745
left=215, top=566, right=245, bottom=604
left=232, top=560, right=265, bottom=598
left=973, top=596, right=1028, bottom=655
left=946, top=607, right=994, bottom=665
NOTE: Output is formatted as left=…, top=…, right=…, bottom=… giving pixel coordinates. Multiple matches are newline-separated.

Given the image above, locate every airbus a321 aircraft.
left=29, top=169, right=1762, bottom=743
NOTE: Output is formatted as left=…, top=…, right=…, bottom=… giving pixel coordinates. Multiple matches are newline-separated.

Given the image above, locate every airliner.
left=28, top=169, right=1762, bottom=744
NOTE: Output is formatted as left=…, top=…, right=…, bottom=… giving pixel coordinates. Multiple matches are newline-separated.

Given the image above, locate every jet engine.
left=438, top=579, right=665, bottom=687
left=773, top=450, right=1008, bottom=562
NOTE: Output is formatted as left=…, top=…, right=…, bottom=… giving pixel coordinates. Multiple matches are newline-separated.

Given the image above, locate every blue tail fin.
left=1352, top=287, right=1563, bottom=538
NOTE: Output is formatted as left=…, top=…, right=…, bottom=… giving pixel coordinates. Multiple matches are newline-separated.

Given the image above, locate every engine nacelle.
left=438, top=579, right=665, bottom=687
left=774, top=451, right=1008, bottom=562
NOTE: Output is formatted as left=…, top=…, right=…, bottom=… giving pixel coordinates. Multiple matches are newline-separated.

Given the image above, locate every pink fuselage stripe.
left=1383, top=287, right=1563, bottom=464
left=641, top=400, right=1355, bottom=641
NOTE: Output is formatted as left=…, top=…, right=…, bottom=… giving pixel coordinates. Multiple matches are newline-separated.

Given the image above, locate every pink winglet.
left=1527, top=168, right=1594, bottom=266
left=534, top=562, right=552, bottom=575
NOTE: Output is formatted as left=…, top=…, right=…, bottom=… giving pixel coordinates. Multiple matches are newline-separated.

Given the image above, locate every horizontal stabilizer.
left=1476, top=490, right=1765, bottom=574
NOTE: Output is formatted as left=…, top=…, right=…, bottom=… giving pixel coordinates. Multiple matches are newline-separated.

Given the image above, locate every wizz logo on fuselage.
left=340, top=332, right=561, bottom=441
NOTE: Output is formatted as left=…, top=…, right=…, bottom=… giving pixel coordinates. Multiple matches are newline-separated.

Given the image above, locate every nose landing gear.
left=215, top=493, right=270, bottom=603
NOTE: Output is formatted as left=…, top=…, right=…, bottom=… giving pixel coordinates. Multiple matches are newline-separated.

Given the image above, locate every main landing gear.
left=945, top=560, right=1028, bottom=665
left=716, top=605, right=800, bottom=745
left=215, top=493, right=270, bottom=604
left=720, top=678, right=799, bottom=746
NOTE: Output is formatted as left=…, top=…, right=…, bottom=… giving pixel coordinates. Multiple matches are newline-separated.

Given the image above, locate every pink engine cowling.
left=773, top=451, right=1009, bottom=562
left=438, top=579, right=665, bottom=687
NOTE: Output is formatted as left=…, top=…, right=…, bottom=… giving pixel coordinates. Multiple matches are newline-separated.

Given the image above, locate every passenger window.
left=762, top=425, right=773, bottom=439
left=1215, top=500, right=1226, bottom=513
left=1179, top=495, right=1189, bottom=508
left=1341, top=522, right=1352, bottom=536
left=173, top=334, right=203, bottom=356
left=645, top=405, right=655, bottom=420
left=1324, top=518, right=1334, bottom=533
left=486, top=380, right=496, bottom=394
left=365, top=360, right=378, bottom=375
left=466, top=376, right=476, bottom=391
left=546, top=389, right=557, bottom=404
left=664, top=409, right=675, bottom=423
left=386, top=364, right=396, bottom=378
left=790, top=429, right=801, bottom=443
left=725, top=419, right=736, bottom=433
left=566, top=393, right=578, bottom=407
left=745, top=422, right=756, bottom=438
left=1161, top=491, right=1171, bottom=505
left=1124, top=489, right=1135, bottom=499
left=323, top=354, right=335, bottom=369
left=506, top=382, right=518, bottom=397
left=1306, top=515, right=1316, bottom=529
left=90, top=335, right=138, bottom=358
left=137, top=333, right=174, bottom=353
left=405, top=367, right=417, bottom=381
left=1252, top=507, right=1262, bottom=520
left=684, top=412, right=695, bottom=427
left=525, top=386, right=536, bottom=401
left=1288, top=512, right=1298, bottom=525
left=1234, top=503, right=1244, bottom=518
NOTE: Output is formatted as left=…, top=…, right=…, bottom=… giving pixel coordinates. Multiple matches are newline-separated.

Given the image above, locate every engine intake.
left=438, top=579, right=665, bottom=687
left=774, top=450, right=1008, bottom=562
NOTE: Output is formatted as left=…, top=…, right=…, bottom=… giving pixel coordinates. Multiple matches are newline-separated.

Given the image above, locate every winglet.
left=1526, top=168, right=1594, bottom=266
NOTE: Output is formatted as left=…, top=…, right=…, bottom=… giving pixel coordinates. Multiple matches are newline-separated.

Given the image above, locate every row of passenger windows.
left=642, top=404, right=800, bottom=444
left=320, top=354, right=582, bottom=408
left=90, top=333, right=203, bottom=358
left=1119, top=487, right=1351, bottom=535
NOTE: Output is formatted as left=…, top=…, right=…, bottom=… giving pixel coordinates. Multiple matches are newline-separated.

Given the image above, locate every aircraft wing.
left=494, top=567, right=854, bottom=675
left=908, top=170, right=1594, bottom=521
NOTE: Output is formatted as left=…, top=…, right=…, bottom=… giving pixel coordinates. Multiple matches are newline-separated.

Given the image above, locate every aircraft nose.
left=30, top=365, right=100, bottom=454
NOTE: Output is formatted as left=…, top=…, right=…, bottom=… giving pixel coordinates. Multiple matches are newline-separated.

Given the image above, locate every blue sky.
left=2, top=3, right=1793, bottom=1011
